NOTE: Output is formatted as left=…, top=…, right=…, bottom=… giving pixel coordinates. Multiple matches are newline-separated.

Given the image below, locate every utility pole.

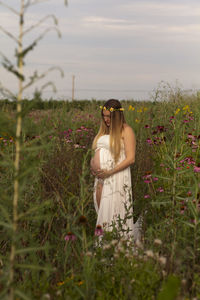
left=72, top=75, right=75, bottom=101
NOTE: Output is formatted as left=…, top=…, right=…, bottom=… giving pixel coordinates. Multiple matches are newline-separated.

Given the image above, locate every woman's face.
left=102, top=110, right=111, bottom=127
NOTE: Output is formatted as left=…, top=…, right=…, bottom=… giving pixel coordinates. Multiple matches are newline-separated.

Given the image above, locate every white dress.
left=93, top=135, right=141, bottom=240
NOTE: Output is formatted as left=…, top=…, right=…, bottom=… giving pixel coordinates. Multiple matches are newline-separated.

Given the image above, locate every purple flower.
left=145, top=125, right=150, bottom=128
left=146, top=138, right=153, bottom=145
left=157, top=187, right=164, bottom=193
left=153, top=177, right=158, bottom=181
left=144, top=194, right=150, bottom=199
left=194, top=166, right=200, bottom=173
left=65, top=232, right=76, bottom=241
left=144, top=180, right=151, bottom=183
left=95, top=225, right=103, bottom=236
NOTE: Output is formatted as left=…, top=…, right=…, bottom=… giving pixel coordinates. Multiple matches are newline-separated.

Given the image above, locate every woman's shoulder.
left=122, top=124, right=135, bottom=137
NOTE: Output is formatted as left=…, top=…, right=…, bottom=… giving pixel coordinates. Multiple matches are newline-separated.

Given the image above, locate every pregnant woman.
left=90, top=99, right=140, bottom=240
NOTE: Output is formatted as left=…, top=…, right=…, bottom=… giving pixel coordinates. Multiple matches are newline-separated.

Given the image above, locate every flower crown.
left=99, top=106, right=124, bottom=112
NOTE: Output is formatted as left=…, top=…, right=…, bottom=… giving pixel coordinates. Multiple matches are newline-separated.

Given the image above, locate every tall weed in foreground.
left=0, top=1, right=67, bottom=299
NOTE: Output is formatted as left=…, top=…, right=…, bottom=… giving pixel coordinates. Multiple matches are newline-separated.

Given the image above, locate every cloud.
left=119, top=2, right=200, bottom=17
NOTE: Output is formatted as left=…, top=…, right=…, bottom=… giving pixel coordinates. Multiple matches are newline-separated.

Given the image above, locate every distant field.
left=0, top=95, right=200, bottom=299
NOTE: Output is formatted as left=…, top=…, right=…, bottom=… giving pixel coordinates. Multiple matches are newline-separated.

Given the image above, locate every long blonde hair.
left=92, top=99, right=125, bottom=163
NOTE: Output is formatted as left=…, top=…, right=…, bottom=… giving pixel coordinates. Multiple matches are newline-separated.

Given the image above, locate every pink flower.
left=157, top=187, right=164, bottom=193
left=153, top=177, right=158, bottom=181
left=145, top=125, right=150, bottom=128
left=146, top=138, right=153, bottom=145
left=194, top=166, right=200, bottom=173
left=144, top=194, right=150, bottom=198
left=65, top=232, right=76, bottom=241
left=144, top=180, right=151, bottom=183
left=95, top=225, right=103, bottom=236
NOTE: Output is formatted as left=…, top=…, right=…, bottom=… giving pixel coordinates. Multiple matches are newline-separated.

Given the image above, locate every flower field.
left=0, top=95, right=200, bottom=299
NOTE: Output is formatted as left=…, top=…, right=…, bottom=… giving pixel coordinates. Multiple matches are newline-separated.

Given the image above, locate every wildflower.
left=146, top=138, right=153, bottom=145
left=95, top=225, right=103, bottom=236
left=157, top=187, right=164, bottom=193
left=158, top=256, right=166, bottom=265
left=129, top=105, right=135, bottom=111
left=153, top=177, right=158, bottom=181
left=57, top=281, right=65, bottom=286
left=154, top=239, right=162, bottom=245
left=130, top=278, right=135, bottom=284
left=145, top=250, right=154, bottom=258
left=79, top=215, right=88, bottom=225
left=135, top=118, right=140, bottom=123
left=110, top=107, right=114, bottom=112
left=111, top=239, right=118, bottom=246
left=74, top=144, right=80, bottom=148
left=157, top=125, right=165, bottom=133
left=187, top=191, right=192, bottom=196
left=144, top=180, right=151, bottom=184
left=43, top=294, right=50, bottom=299
left=194, top=166, right=200, bottom=173
left=144, top=194, right=150, bottom=199
left=144, top=124, right=150, bottom=128
left=64, top=232, right=76, bottom=241
left=77, top=280, right=84, bottom=286
left=137, top=108, right=143, bottom=113
left=175, top=108, right=180, bottom=115
left=103, top=244, right=111, bottom=250
left=183, top=105, right=189, bottom=111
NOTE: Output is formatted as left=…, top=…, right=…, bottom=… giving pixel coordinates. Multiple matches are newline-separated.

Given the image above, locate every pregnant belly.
left=91, top=148, right=101, bottom=171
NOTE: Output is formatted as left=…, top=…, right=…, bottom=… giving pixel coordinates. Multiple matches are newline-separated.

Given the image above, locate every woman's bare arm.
left=111, top=125, right=136, bottom=175
left=96, top=126, right=136, bottom=179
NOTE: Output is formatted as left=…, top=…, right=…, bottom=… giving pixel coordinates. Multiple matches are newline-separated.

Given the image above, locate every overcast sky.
left=0, top=0, right=200, bottom=100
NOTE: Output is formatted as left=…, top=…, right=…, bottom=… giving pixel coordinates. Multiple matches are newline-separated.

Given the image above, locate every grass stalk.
left=8, top=1, right=24, bottom=299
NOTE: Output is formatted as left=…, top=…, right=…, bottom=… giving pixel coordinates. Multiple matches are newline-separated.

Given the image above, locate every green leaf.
left=0, top=221, right=12, bottom=230
left=15, top=263, right=52, bottom=271
left=0, top=204, right=11, bottom=223
left=15, top=246, right=50, bottom=255
left=15, top=289, right=31, bottom=300
left=157, top=275, right=180, bottom=300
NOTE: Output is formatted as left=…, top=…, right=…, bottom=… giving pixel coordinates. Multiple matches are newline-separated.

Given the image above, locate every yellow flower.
left=99, top=106, right=103, bottom=109
left=143, top=107, right=148, bottom=111
left=183, top=105, right=189, bottom=111
left=135, top=118, right=140, bottom=123
left=137, top=108, right=143, bottom=113
left=57, top=281, right=65, bottom=286
left=103, top=106, right=106, bottom=110
left=175, top=108, right=180, bottom=115
left=110, top=107, right=114, bottom=112
left=77, top=280, right=84, bottom=286
left=119, top=108, right=124, bottom=111
left=128, top=105, right=133, bottom=111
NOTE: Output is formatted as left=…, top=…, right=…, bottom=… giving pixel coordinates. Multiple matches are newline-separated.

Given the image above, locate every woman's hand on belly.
left=95, top=168, right=113, bottom=179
